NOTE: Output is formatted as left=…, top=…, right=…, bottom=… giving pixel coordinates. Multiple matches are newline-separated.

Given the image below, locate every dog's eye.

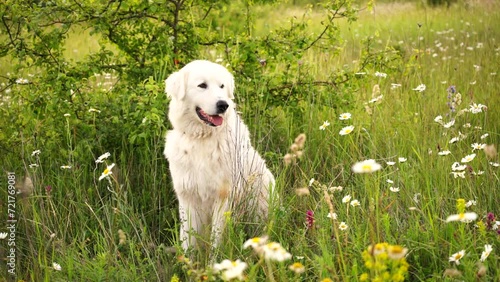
left=220, top=84, right=224, bottom=89
left=198, top=83, right=207, bottom=89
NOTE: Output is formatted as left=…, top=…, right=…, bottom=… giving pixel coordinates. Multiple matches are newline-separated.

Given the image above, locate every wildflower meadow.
left=0, top=0, right=499, bottom=281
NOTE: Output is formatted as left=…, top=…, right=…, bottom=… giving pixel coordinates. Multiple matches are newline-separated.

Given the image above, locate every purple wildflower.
left=306, top=210, right=315, bottom=229
left=486, top=212, right=495, bottom=230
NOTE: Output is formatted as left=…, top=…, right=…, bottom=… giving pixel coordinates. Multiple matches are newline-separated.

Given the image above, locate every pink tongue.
left=211, top=115, right=223, bottom=126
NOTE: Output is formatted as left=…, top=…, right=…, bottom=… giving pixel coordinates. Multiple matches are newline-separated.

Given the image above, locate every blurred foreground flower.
left=262, top=242, right=292, bottom=262
left=446, top=212, right=477, bottom=223
left=213, top=259, right=247, bottom=281
left=243, top=236, right=268, bottom=250
left=352, top=159, right=382, bottom=173
left=289, top=262, right=305, bottom=274
left=360, top=243, right=409, bottom=282
left=244, top=236, right=292, bottom=261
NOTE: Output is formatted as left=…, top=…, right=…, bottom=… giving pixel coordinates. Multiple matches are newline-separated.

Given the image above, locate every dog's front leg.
left=178, top=197, right=202, bottom=252
left=211, top=197, right=229, bottom=250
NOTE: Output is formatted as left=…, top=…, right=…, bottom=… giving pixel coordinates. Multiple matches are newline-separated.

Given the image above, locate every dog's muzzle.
left=196, top=100, right=228, bottom=127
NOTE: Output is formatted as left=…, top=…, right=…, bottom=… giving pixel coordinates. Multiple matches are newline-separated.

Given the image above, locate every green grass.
left=1, top=1, right=499, bottom=281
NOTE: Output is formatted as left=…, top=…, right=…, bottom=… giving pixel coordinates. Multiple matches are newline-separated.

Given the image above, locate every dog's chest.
left=166, top=130, right=233, bottom=198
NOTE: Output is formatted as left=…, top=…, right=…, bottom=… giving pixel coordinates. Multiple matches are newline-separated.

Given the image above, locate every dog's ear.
left=227, top=73, right=235, bottom=99
left=165, top=71, right=186, bottom=100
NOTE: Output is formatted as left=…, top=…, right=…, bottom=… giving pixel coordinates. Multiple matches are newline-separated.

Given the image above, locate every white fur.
left=164, top=60, right=275, bottom=251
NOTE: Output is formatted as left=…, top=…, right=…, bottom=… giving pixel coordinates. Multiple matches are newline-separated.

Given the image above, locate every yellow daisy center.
left=391, top=246, right=404, bottom=254
left=362, top=164, right=372, bottom=171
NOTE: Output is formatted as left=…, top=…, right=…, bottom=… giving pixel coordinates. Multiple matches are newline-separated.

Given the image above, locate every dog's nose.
left=216, top=100, right=229, bottom=114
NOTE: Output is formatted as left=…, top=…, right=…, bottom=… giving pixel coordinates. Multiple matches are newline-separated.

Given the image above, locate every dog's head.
left=165, top=60, right=235, bottom=128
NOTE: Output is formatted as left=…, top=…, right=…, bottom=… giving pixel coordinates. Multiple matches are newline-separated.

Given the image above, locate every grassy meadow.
left=1, top=1, right=499, bottom=281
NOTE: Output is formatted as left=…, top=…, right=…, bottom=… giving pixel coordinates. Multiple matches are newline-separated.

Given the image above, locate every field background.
left=0, top=0, right=499, bottom=281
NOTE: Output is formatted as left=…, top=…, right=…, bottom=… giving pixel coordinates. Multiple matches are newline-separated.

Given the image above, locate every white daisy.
left=52, top=262, right=62, bottom=271
left=339, top=113, right=352, bottom=120
left=350, top=199, right=360, bottom=207
left=452, top=162, right=467, bottom=171
left=342, top=195, right=352, bottom=203
left=261, top=242, right=292, bottom=262
left=413, top=84, right=426, bottom=92
left=352, top=159, right=382, bottom=173
left=451, top=171, right=466, bottom=178
left=339, top=125, right=355, bottom=135
left=98, top=163, right=115, bottom=181
left=319, top=120, right=330, bottom=130
left=95, top=152, right=111, bottom=163
left=461, top=153, right=476, bottom=163
left=446, top=212, right=477, bottom=223
left=471, top=143, right=485, bottom=151
left=443, top=120, right=455, bottom=128
left=480, top=244, right=493, bottom=262
left=339, top=222, right=349, bottom=231
left=390, top=187, right=400, bottom=193
left=243, top=236, right=268, bottom=250
left=438, top=150, right=451, bottom=156
left=449, top=250, right=465, bottom=265
left=213, top=259, right=248, bottom=281
left=327, top=212, right=337, bottom=219
left=434, top=115, right=443, bottom=124
left=465, top=200, right=476, bottom=207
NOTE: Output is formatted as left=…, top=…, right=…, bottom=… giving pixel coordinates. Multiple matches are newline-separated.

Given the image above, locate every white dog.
left=164, top=60, right=275, bottom=251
